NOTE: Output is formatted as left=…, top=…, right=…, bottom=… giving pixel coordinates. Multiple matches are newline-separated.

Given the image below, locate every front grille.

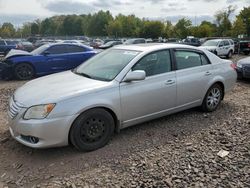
left=8, top=96, right=24, bottom=119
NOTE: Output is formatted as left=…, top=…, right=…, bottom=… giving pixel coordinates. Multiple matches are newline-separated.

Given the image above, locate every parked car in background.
left=98, top=41, right=122, bottom=49
left=165, top=38, right=180, bottom=43
left=236, top=57, right=250, bottom=79
left=124, top=38, right=146, bottom=45
left=7, top=44, right=236, bottom=151
left=200, top=39, right=234, bottom=58
left=16, top=41, right=35, bottom=52
left=90, top=39, right=104, bottom=48
left=182, top=37, right=201, bottom=46
left=0, top=39, right=17, bottom=56
left=0, top=43, right=97, bottom=80
left=234, top=39, right=250, bottom=55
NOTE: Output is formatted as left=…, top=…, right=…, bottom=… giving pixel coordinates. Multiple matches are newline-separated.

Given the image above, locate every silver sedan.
left=8, top=44, right=237, bottom=151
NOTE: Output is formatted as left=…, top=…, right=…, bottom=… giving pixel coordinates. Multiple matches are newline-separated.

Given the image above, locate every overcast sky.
left=0, top=0, right=249, bottom=26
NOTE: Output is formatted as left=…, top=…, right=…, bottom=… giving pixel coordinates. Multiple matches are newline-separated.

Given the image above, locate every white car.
left=8, top=44, right=237, bottom=151
left=200, top=39, right=234, bottom=58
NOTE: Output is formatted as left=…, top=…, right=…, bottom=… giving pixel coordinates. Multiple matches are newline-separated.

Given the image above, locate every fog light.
left=21, top=135, right=39, bottom=144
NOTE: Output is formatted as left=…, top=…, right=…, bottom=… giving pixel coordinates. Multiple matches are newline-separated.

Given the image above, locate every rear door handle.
left=205, top=71, right=212, bottom=76
left=165, top=80, right=175, bottom=85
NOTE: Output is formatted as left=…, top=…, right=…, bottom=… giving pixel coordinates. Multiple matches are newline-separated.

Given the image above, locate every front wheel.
left=201, top=84, right=223, bottom=112
left=14, top=63, right=35, bottom=80
left=227, top=50, right=233, bottom=59
left=70, top=108, right=115, bottom=151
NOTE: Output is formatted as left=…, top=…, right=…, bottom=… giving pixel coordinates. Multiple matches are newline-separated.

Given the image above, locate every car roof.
left=113, top=43, right=200, bottom=52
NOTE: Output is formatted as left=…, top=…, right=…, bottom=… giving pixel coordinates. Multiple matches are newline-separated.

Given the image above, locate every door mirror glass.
left=124, top=70, right=146, bottom=82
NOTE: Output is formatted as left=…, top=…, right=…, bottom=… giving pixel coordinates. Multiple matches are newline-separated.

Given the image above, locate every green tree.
left=31, top=22, right=39, bottom=35
left=0, top=22, right=15, bottom=38
left=215, top=5, right=235, bottom=36
left=238, top=6, right=250, bottom=37
left=174, top=18, right=192, bottom=38
left=140, top=20, right=164, bottom=39
left=87, top=11, right=113, bottom=36
left=231, top=16, right=246, bottom=37
left=163, top=21, right=175, bottom=38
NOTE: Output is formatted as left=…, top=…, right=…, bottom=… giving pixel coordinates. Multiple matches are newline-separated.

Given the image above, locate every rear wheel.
left=70, top=108, right=115, bottom=151
left=14, top=63, right=35, bottom=80
left=202, top=84, right=223, bottom=112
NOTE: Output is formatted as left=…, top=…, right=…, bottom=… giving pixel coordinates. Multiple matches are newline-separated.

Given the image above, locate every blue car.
left=0, top=43, right=97, bottom=80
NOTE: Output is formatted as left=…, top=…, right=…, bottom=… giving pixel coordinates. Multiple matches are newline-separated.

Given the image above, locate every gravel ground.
left=0, top=55, right=249, bottom=188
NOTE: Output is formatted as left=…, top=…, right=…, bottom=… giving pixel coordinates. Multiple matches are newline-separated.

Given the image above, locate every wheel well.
left=213, top=81, right=225, bottom=100
left=68, top=107, right=120, bottom=145
left=14, top=62, right=36, bottom=73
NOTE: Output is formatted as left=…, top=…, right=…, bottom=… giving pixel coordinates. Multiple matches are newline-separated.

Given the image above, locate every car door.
left=44, top=45, right=69, bottom=73
left=66, top=45, right=93, bottom=68
left=217, top=41, right=224, bottom=56
left=120, top=49, right=177, bottom=125
left=223, top=40, right=230, bottom=55
left=174, top=49, right=213, bottom=107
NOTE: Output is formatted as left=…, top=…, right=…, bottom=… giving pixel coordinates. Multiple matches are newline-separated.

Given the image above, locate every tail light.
left=248, top=43, right=250, bottom=48
left=230, top=63, right=237, bottom=70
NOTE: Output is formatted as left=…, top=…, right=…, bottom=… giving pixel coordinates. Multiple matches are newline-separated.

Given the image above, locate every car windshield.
left=74, top=49, right=141, bottom=81
left=31, top=44, right=49, bottom=55
left=202, top=40, right=219, bottom=46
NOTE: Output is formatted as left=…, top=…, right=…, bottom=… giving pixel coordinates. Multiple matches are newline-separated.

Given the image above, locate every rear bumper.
left=236, top=67, right=250, bottom=79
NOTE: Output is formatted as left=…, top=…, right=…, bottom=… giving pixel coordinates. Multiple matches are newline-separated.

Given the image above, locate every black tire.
left=243, top=51, right=249, bottom=55
left=201, top=84, right=223, bottom=112
left=70, top=108, right=115, bottom=151
left=226, top=50, right=233, bottom=59
left=214, top=51, right=218, bottom=56
left=14, top=63, right=35, bottom=80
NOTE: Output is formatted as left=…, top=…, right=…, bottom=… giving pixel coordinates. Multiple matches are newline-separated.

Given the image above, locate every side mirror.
left=43, top=51, right=50, bottom=56
left=123, top=70, right=146, bottom=82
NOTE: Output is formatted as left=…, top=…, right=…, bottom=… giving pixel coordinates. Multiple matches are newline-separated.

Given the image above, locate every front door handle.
left=165, top=80, right=175, bottom=85
left=205, top=71, right=212, bottom=76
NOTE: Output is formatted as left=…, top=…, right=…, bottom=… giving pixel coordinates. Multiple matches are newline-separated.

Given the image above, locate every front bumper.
left=236, top=66, right=250, bottom=79
left=0, top=61, right=13, bottom=80
left=8, top=107, right=78, bottom=148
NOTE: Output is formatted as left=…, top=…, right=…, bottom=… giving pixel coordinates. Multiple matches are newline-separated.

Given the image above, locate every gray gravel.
left=0, top=55, right=249, bottom=188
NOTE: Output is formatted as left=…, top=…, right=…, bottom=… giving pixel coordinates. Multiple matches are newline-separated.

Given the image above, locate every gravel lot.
left=0, top=55, right=249, bottom=188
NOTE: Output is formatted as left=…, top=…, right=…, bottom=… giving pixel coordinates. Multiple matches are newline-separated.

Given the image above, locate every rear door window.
left=67, top=45, right=85, bottom=53
left=224, top=40, right=230, bottom=46
left=47, top=45, right=68, bottom=55
left=175, top=50, right=207, bottom=70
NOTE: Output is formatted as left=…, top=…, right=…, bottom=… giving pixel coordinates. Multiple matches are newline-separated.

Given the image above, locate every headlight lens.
left=23, top=104, right=55, bottom=120
left=237, top=63, right=242, bottom=68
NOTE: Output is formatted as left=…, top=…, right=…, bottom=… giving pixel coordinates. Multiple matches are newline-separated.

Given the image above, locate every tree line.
left=0, top=5, right=250, bottom=39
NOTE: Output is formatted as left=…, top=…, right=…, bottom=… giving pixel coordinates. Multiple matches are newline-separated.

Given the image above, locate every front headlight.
left=237, top=63, right=242, bottom=68
left=23, top=104, right=55, bottom=120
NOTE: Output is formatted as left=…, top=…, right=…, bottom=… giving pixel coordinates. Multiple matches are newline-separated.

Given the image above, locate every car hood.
left=5, top=49, right=32, bottom=59
left=199, top=46, right=217, bottom=51
left=14, top=71, right=113, bottom=107
left=238, top=57, right=250, bottom=65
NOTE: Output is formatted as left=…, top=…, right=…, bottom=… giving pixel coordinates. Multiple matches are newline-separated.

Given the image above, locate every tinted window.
left=47, top=45, right=68, bottom=54
left=67, top=45, right=85, bottom=53
left=229, top=40, right=234, bottom=45
left=201, top=54, right=210, bottom=65
left=175, top=51, right=203, bottom=70
left=224, top=40, right=230, bottom=46
left=0, top=40, right=6, bottom=45
left=133, top=50, right=171, bottom=77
